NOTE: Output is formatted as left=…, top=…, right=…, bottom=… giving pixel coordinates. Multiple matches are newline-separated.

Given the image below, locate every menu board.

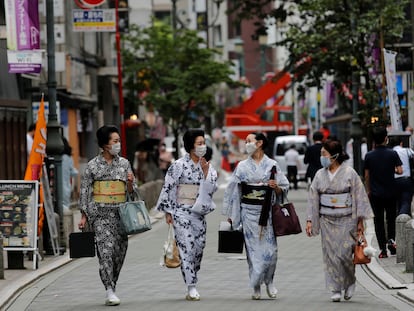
left=0, top=181, right=38, bottom=249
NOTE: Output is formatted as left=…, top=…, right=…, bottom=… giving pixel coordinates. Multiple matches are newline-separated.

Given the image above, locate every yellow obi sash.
left=93, top=180, right=126, bottom=203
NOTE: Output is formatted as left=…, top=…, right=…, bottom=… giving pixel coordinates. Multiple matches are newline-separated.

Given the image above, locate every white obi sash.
left=320, top=193, right=351, bottom=208
left=177, top=184, right=199, bottom=205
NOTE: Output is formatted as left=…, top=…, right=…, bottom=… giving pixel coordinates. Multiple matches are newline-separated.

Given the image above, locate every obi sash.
left=241, top=183, right=268, bottom=205
left=177, top=184, right=199, bottom=205
left=93, top=180, right=126, bottom=203
left=320, top=192, right=351, bottom=209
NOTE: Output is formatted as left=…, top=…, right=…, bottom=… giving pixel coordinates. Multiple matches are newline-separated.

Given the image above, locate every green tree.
left=229, top=0, right=408, bottom=126
left=121, top=22, right=236, bottom=153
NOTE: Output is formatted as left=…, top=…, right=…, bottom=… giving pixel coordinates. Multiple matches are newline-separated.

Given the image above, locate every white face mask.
left=245, top=142, right=257, bottom=155
left=194, top=145, right=207, bottom=158
left=108, top=142, right=121, bottom=155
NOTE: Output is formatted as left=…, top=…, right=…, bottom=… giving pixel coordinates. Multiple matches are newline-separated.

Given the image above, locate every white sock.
left=188, top=285, right=199, bottom=297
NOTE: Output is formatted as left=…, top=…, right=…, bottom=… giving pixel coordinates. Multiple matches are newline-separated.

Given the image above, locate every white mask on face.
left=195, top=145, right=207, bottom=158
left=245, top=142, right=257, bottom=155
left=108, top=142, right=121, bottom=155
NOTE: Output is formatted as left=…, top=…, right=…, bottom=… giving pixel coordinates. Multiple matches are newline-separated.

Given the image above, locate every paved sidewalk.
left=0, top=178, right=414, bottom=309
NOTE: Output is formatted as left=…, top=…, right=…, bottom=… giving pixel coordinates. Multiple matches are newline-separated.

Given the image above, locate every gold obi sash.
left=93, top=180, right=126, bottom=203
left=177, top=184, right=199, bottom=205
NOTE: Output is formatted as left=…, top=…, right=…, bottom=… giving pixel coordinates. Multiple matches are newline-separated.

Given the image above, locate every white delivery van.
left=272, top=135, right=308, bottom=181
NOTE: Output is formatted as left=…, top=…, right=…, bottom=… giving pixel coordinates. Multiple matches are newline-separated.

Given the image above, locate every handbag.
left=350, top=231, right=371, bottom=264
left=161, top=224, right=181, bottom=268
left=119, top=190, right=152, bottom=235
left=69, top=230, right=95, bottom=258
left=272, top=193, right=302, bottom=237
left=218, top=221, right=244, bottom=253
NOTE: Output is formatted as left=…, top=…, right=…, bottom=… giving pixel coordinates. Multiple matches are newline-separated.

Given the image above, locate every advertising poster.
left=0, top=181, right=38, bottom=249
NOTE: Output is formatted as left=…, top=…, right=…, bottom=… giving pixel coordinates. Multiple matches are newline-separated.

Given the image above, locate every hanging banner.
left=4, top=0, right=40, bottom=51
left=25, top=95, right=47, bottom=181
left=383, top=49, right=403, bottom=131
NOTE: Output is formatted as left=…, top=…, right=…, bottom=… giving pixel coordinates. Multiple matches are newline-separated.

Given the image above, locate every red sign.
left=74, top=0, right=106, bottom=9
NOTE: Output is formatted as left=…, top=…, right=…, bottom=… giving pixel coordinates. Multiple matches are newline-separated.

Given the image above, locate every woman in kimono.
left=222, top=132, right=289, bottom=300
left=305, top=139, right=373, bottom=302
left=156, top=128, right=218, bottom=301
left=78, top=125, right=137, bottom=306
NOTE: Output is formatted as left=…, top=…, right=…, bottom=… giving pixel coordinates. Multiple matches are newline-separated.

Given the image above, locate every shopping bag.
left=119, top=190, right=152, bottom=235
left=160, top=224, right=181, bottom=268
left=218, top=221, right=244, bottom=253
left=272, top=194, right=302, bottom=237
left=69, top=231, right=95, bottom=258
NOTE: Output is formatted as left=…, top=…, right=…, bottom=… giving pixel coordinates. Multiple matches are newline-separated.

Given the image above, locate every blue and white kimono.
left=223, top=155, right=289, bottom=289
left=156, top=153, right=218, bottom=285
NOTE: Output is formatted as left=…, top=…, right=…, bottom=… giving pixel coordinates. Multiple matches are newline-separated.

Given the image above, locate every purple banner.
left=15, top=0, right=40, bottom=50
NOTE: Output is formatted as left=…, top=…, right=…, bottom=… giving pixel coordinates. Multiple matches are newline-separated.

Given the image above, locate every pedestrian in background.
left=223, top=132, right=289, bottom=300
left=390, top=136, right=413, bottom=216
left=364, top=127, right=402, bottom=258
left=62, top=136, right=78, bottom=214
left=304, top=131, right=324, bottom=182
left=78, top=125, right=137, bottom=306
left=284, top=144, right=299, bottom=190
left=156, top=128, right=218, bottom=301
left=306, top=139, right=373, bottom=302
left=26, top=123, right=36, bottom=157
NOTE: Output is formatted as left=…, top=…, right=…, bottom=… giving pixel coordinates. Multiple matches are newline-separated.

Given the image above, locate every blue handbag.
left=119, top=190, right=152, bottom=235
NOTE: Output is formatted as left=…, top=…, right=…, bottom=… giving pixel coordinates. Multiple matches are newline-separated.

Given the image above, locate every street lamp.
left=233, top=37, right=244, bottom=78
left=45, top=0, right=65, bottom=251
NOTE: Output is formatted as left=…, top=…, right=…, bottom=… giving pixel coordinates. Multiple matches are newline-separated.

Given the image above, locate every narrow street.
left=6, top=174, right=414, bottom=311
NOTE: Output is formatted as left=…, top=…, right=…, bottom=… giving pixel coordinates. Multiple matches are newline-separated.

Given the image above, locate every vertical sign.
left=4, top=0, right=42, bottom=74
left=383, top=49, right=403, bottom=131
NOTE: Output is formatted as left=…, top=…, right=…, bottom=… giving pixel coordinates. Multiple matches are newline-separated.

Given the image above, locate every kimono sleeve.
left=155, top=161, right=181, bottom=214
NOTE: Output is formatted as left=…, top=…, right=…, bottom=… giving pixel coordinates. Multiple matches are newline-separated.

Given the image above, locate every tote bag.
left=218, top=221, right=244, bottom=253
left=272, top=194, right=302, bottom=237
left=161, top=224, right=181, bottom=268
left=69, top=231, right=95, bottom=258
left=119, top=190, right=152, bottom=235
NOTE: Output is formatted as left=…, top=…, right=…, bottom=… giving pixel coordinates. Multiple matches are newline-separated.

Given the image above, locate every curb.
left=0, top=255, right=72, bottom=309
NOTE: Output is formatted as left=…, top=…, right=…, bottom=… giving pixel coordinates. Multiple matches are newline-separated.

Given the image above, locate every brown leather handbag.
left=350, top=231, right=371, bottom=264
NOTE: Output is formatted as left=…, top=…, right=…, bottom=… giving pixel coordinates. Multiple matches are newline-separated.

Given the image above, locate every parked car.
left=272, top=135, right=308, bottom=181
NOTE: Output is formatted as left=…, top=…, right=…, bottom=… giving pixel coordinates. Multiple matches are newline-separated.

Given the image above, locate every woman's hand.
left=165, top=213, right=173, bottom=225
left=305, top=221, right=313, bottom=237
left=357, top=218, right=364, bottom=233
left=78, top=213, right=88, bottom=230
left=127, top=172, right=134, bottom=192
left=200, top=157, right=209, bottom=178
left=268, top=179, right=282, bottom=195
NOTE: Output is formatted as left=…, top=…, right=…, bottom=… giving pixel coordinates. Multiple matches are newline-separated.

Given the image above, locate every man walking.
left=364, top=127, right=402, bottom=258
left=304, top=131, right=324, bottom=183
left=285, top=144, right=299, bottom=189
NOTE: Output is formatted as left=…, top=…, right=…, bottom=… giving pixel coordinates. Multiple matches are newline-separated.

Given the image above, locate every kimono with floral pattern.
left=222, top=155, right=289, bottom=289
left=307, top=164, right=373, bottom=292
left=79, top=153, right=137, bottom=291
left=156, top=153, right=218, bottom=285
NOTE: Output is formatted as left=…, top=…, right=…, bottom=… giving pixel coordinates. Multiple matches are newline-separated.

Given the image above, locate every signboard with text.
left=0, top=181, right=38, bottom=249
left=72, top=9, right=116, bottom=32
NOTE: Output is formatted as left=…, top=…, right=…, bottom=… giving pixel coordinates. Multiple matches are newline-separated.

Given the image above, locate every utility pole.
left=45, top=0, right=65, bottom=250
left=350, top=4, right=362, bottom=176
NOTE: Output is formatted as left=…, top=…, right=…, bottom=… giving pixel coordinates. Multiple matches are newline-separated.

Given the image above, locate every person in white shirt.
left=26, top=123, right=36, bottom=157
left=284, top=144, right=300, bottom=190
left=390, top=136, right=413, bottom=216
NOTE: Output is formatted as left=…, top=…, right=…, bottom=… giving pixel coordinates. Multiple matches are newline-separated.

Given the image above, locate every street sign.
left=72, top=9, right=116, bottom=32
